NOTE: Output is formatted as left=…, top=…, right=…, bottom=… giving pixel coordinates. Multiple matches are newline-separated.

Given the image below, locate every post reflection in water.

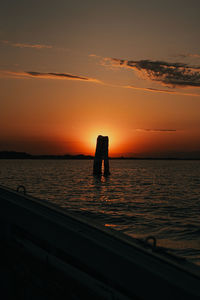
left=92, top=173, right=111, bottom=202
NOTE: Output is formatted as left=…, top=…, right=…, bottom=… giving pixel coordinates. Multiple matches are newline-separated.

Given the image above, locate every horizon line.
left=1, top=151, right=200, bottom=160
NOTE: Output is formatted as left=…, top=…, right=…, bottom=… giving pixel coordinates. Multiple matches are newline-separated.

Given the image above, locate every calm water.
left=1, top=159, right=200, bottom=266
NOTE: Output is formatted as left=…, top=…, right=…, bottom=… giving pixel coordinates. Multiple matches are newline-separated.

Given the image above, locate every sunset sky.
left=1, top=0, right=200, bottom=157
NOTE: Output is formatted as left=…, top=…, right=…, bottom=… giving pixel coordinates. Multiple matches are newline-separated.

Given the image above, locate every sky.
left=1, top=0, right=200, bottom=157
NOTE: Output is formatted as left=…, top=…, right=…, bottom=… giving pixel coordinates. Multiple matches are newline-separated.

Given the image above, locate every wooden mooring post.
left=93, top=135, right=110, bottom=176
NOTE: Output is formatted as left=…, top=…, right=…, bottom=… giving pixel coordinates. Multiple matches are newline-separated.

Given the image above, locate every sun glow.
left=84, top=128, right=120, bottom=156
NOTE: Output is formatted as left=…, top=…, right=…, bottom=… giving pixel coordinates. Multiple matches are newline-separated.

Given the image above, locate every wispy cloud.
left=176, top=53, right=200, bottom=59
left=136, top=129, right=177, bottom=133
left=1, top=40, right=52, bottom=49
left=102, top=57, right=200, bottom=88
left=1, top=69, right=199, bottom=96
left=124, top=85, right=200, bottom=97
left=0, top=70, right=101, bottom=83
left=89, top=54, right=102, bottom=58
left=1, top=65, right=200, bottom=97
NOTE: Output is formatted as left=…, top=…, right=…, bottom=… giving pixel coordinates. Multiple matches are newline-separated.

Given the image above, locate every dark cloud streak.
left=136, top=129, right=177, bottom=133
left=0, top=70, right=100, bottom=83
left=105, top=58, right=200, bottom=88
left=26, top=71, right=90, bottom=81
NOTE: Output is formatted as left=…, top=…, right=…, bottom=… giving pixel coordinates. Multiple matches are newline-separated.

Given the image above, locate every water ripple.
left=0, top=159, right=200, bottom=265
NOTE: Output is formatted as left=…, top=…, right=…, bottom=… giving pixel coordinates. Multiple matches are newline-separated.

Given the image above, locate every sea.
left=1, top=159, right=200, bottom=266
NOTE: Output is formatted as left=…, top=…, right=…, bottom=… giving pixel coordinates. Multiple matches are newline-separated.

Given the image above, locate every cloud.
left=176, top=53, right=200, bottom=59
left=26, top=71, right=91, bottom=81
left=89, top=54, right=101, bottom=58
left=1, top=40, right=52, bottom=49
left=103, top=57, right=200, bottom=88
left=1, top=65, right=200, bottom=97
left=1, top=69, right=199, bottom=96
left=124, top=85, right=200, bottom=97
left=136, top=129, right=177, bottom=133
left=0, top=70, right=101, bottom=83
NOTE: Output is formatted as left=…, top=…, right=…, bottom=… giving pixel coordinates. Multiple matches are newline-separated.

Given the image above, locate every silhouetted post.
left=93, top=135, right=110, bottom=176
left=103, top=136, right=110, bottom=176
left=93, top=135, right=103, bottom=176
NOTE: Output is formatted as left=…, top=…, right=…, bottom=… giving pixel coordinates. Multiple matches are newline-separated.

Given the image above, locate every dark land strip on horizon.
left=1, top=151, right=200, bottom=160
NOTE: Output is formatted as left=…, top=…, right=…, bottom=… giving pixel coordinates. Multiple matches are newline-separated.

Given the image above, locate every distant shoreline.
left=0, top=151, right=200, bottom=160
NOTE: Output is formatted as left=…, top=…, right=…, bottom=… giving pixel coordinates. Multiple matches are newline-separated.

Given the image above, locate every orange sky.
left=1, top=1, right=200, bottom=157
